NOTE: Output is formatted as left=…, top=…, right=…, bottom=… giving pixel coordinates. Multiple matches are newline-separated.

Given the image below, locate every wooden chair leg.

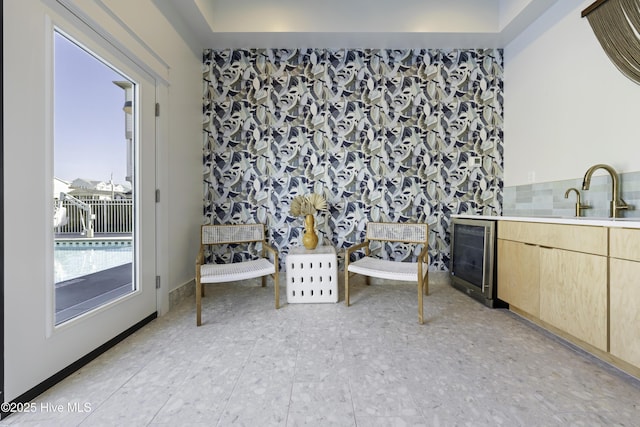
left=196, top=278, right=202, bottom=326
left=274, top=272, right=280, bottom=309
left=418, top=278, right=424, bottom=325
left=345, top=270, right=350, bottom=306
left=424, top=270, right=429, bottom=295
left=262, top=276, right=266, bottom=287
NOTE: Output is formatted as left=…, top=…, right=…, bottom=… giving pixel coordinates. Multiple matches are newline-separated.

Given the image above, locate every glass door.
left=53, top=31, right=136, bottom=324
left=3, top=1, right=158, bottom=402
left=50, top=25, right=157, bottom=331
left=451, top=223, right=486, bottom=289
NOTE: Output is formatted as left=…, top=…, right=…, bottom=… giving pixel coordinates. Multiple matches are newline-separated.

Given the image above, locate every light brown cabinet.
left=539, top=247, right=608, bottom=351
left=497, top=221, right=608, bottom=351
left=497, top=221, right=607, bottom=255
left=609, top=228, right=640, bottom=368
left=497, top=239, right=539, bottom=317
left=495, top=219, right=640, bottom=376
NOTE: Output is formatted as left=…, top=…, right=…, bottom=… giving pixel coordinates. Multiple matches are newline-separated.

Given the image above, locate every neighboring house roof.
left=70, top=178, right=103, bottom=190
left=59, top=177, right=131, bottom=199
left=53, top=177, right=71, bottom=199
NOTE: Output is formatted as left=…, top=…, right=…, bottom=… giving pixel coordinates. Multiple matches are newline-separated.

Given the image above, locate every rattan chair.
left=345, top=222, right=429, bottom=324
left=196, top=224, right=279, bottom=326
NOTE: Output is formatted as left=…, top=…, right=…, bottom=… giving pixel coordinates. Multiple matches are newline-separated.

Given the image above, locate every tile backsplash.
left=503, top=170, right=640, bottom=218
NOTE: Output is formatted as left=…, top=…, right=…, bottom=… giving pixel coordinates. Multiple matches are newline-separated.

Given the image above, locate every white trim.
left=44, top=14, right=57, bottom=338
left=155, top=84, right=171, bottom=316
left=47, top=0, right=171, bottom=85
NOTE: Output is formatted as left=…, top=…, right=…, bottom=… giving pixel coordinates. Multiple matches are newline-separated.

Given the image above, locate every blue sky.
left=54, top=32, right=130, bottom=185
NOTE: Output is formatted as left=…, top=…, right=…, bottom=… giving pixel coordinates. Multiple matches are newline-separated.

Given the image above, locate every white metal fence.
left=56, top=199, right=133, bottom=235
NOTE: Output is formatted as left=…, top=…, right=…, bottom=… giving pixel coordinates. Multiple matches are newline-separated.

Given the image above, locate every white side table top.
left=288, top=246, right=336, bottom=256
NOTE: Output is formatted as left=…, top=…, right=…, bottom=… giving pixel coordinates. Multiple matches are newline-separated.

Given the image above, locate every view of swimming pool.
left=54, top=241, right=133, bottom=283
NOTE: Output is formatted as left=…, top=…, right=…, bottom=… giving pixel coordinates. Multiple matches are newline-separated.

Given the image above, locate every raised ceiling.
left=153, top=0, right=560, bottom=52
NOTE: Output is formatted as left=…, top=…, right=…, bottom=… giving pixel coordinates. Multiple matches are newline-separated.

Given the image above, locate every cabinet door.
left=539, top=248, right=608, bottom=351
left=610, top=258, right=640, bottom=368
left=497, top=239, right=539, bottom=317
left=610, top=227, right=640, bottom=262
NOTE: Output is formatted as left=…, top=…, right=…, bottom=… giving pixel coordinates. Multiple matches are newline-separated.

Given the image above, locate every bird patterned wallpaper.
left=203, top=48, right=503, bottom=271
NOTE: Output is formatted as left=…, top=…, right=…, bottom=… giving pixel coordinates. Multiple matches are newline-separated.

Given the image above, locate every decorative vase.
left=302, top=214, right=319, bottom=250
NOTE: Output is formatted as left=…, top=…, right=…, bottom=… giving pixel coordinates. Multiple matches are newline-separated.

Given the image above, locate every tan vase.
left=302, top=214, right=319, bottom=250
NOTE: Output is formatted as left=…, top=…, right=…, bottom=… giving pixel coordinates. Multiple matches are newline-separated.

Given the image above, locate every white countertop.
left=452, top=214, right=640, bottom=229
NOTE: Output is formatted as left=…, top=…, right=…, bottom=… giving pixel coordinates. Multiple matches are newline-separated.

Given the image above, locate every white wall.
left=503, top=0, right=640, bottom=187
left=101, top=0, right=202, bottom=303
left=499, top=0, right=534, bottom=28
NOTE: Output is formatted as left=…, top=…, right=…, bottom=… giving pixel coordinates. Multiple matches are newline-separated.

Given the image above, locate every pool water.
left=54, top=242, right=133, bottom=283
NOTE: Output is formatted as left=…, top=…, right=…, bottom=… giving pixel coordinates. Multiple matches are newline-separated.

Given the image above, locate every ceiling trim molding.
left=154, top=0, right=560, bottom=52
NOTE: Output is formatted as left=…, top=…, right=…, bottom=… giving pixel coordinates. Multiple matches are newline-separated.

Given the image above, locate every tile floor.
left=3, top=276, right=640, bottom=426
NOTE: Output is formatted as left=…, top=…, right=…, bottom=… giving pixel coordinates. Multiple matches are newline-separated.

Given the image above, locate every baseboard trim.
left=169, top=279, right=195, bottom=309
left=1, top=312, right=157, bottom=419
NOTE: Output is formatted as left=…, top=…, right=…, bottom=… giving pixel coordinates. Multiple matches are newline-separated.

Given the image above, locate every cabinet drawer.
left=610, top=228, right=640, bottom=262
left=497, top=221, right=540, bottom=243
left=498, top=221, right=607, bottom=255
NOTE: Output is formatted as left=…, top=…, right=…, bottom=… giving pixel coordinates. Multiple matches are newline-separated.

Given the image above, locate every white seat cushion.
left=200, top=258, right=275, bottom=283
left=347, top=256, right=418, bottom=282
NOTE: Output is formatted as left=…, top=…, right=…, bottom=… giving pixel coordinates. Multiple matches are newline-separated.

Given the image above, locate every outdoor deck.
left=55, top=263, right=133, bottom=324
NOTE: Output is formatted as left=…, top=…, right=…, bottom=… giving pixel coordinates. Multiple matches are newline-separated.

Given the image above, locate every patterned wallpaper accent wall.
left=203, top=49, right=504, bottom=271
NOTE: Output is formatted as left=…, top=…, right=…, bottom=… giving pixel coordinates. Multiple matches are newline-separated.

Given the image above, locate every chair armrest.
left=418, top=245, right=429, bottom=263
left=261, top=241, right=279, bottom=265
left=345, top=240, right=369, bottom=257
left=196, top=247, right=204, bottom=266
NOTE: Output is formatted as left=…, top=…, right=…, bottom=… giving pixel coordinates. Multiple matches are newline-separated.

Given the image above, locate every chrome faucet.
left=581, top=164, right=630, bottom=218
left=564, top=188, right=591, bottom=217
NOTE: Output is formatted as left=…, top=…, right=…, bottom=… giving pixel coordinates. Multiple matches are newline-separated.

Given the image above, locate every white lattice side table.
left=286, top=246, right=338, bottom=303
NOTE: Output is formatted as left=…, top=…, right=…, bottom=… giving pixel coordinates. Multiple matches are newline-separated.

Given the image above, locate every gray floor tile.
left=3, top=278, right=640, bottom=427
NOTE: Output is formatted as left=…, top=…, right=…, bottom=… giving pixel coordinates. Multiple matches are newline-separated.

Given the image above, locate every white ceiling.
left=153, top=0, right=560, bottom=53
